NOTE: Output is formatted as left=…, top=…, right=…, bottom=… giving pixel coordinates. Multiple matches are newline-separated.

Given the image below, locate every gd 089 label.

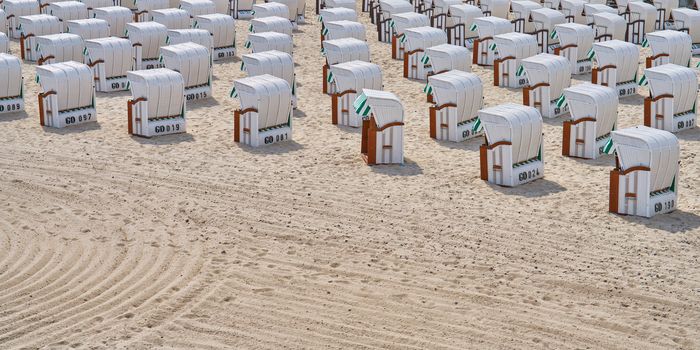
left=0, top=103, right=21, bottom=112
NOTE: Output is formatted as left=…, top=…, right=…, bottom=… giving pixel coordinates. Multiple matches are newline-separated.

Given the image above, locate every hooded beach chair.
left=269, top=0, right=299, bottom=26
left=241, top=50, right=297, bottom=108
left=126, top=21, right=167, bottom=69
left=328, top=60, right=382, bottom=127
left=81, top=0, right=113, bottom=17
left=583, top=4, right=616, bottom=25
left=296, top=0, right=306, bottom=24
left=127, top=68, right=186, bottom=137
left=492, top=32, right=538, bottom=88
left=160, top=42, right=212, bottom=101
left=561, top=82, right=618, bottom=159
left=560, top=0, right=586, bottom=25
left=477, top=103, right=544, bottom=186
left=608, top=125, right=679, bottom=217
left=180, top=0, right=217, bottom=22
left=423, top=44, right=470, bottom=75
left=318, top=7, right=357, bottom=42
left=231, top=74, right=293, bottom=147
left=66, top=18, right=110, bottom=40
left=444, top=4, right=481, bottom=48
left=35, top=33, right=84, bottom=65
left=402, top=26, right=447, bottom=80
left=323, top=20, right=365, bottom=41
left=18, top=14, right=61, bottom=61
left=194, top=14, right=236, bottom=60
left=245, top=32, right=293, bottom=54
left=390, top=12, right=429, bottom=59
left=590, top=39, right=639, bottom=98
left=0, top=54, right=24, bottom=115
left=249, top=16, right=294, bottom=36
left=92, top=6, right=133, bottom=38
left=152, top=8, right=191, bottom=29
left=35, top=61, right=96, bottom=128
left=530, top=8, right=565, bottom=53
left=642, top=64, right=697, bottom=133
left=166, top=28, right=214, bottom=54
left=84, top=37, right=132, bottom=92
left=353, top=89, right=404, bottom=165
left=322, top=37, right=370, bottom=94
left=471, top=16, right=512, bottom=66
left=592, top=12, right=626, bottom=41
left=670, top=8, right=700, bottom=55
left=626, top=2, right=657, bottom=44
left=4, top=0, right=40, bottom=39
left=520, top=53, right=572, bottom=118
left=510, top=0, right=541, bottom=33
left=643, top=30, right=691, bottom=68
left=376, top=0, right=413, bottom=43
left=254, top=2, right=289, bottom=19
left=425, top=70, right=483, bottom=141
left=316, top=0, right=352, bottom=14
left=132, top=0, right=169, bottom=21
left=552, top=23, right=594, bottom=74
left=47, top=1, right=88, bottom=31
left=232, top=0, right=255, bottom=18
left=480, top=0, right=509, bottom=19
left=653, top=0, right=677, bottom=25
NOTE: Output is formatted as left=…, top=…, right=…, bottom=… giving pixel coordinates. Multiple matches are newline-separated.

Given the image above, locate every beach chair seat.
left=592, top=12, right=626, bottom=42
left=245, top=32, right=293, bottom=54
left=390, top=12, right=429, bottom=60
left=480, top=0, right=509, bottom=19
left=402, top=26, right=448, bottom=80
left=376, top=0, right=414, bottom=43
left=160, top=42, right=212, bottom=101
left=608, top=125, right=679, bottom=217
left=194, top=13, right=236, bottom=60
left=322, top=38, right=371, bottom=94
left=253, top=2, right=289, bottom=19
left=92, top=7, right=133, bottom=38
left=583, top=4, right=616, bottom=25
left=241, top=50, right=297, bottom=108
left=552, top=23, right=594, bottom=74
left=642, top=64, right=697, bottom=133
left=590, top=39, right=639, bottom=98
left=35, top=33, right=84, bottom=65
left=18, top=15, right=61, bottom=62
left=132, top=0, right=169, bottom=21
left=561, top=83, right=618, bottom=159
left=425, top=70, right=483, bottom=141
left=84, top=37, right=132, bottom=92
left=126, top=21, right=168, bottom=69
left=328, top=60, right=382, bottom=127
left=353, top=89, right=404, bottom=164
left=471, top=16, right=512, bottom=66
left=530, top=8, right=566, bottom=53
left=66, top=18, right=110, bottom=40
left=445, top=4, right=481, bottom=48
left=0, top=54, right=25, bottom=115
left=520, top=53, right=572, bottom=118
left=231, top=74, right=293, bottom=147
left=669, top=8, right=700, bottom=54
left=35, top=61, right=96, bottom=128
left=127, top=68, right=187, bottom=137
left=249, top=16, right=294, bottom=36
left=477, top=103, right=543, bottom=186
left=4, top=0, right=40, bottom=39
left=152, top=8, right=191, bottom=29
left=625, top=2, right=657, bottom=44
left=47, top=1, right=88, bottom=31
left=511, top=0, right=541, bottom=33
left=492, top=32, right=538, bottom=88
left=644, top=30, right=691, bottom=67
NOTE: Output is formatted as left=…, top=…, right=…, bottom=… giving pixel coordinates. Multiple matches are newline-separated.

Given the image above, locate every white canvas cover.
left=429, top=70, right=482, bottom=124
left=326, top=0, right=355, bottom=9
left=322, top=38, right=370, bottom=65
left=390, top=12, right=429, bottom=36
left=613, top=0, right=640, bottom=14
left=521, top=53, right=571, bottom=97
left=127, top=68, right=185, bottom=118
left=432, top=0, right=461, bottom=15
left=530, top=8, right=566, bottom=32
left=473, top=16, right=513, bottom=39
left=670, top=8, right=700, bottom=43
left=611, top=125, right=679, bottom=192
left=180, top=0, right=217, bottom=18
left=583, top=4, right=616, bottom=24
left=92, top=7, right=132, bottom=37
left=210, top=0, right=228, bottom=14
left=360, top=89, right=403, bottom=128
left=194, top=14, right=235, bottom=49
left=324, top=20, right=365, bottom=40
left=151, top=8, right=191, bottom=29
left=81, top=0, right=113, bottom=13
left=35, top=61, right=94, bottom=111
left=645, top=30, right=691, bottom=66
left=250, top=16, right=294, bottom=35
left=5, top=0, right=40, bottom=38
left=234, top=74, right=292, bottom=129
left=494, top=32, right=538, bottom=59
left=627, top=2, right=657, bottom=39
left=134, top=0, right=169, bottom=20
left=404, top=26, right=447, bottom=51
left=592, top=40, right=639, bottom=83
left=511, top=0, right=541, bottom=33
left=18, top=14, right=61, bottom=37
left=645, top=64, right=697, bottom=115
left=592, top=12, right=626, bottom=41
left=166, top=29, right=214, bottom=51
left=555, top=23, right=594, bottom=61
left=126, top=21, right=168, bottom=59
left=84, top=37, right=131, bottom=78
left=478, top=103, right=543, bottom=164
left=318, top=8, right=357, bottom=24
left=563, top=82, right=618, bottom=138
left=241, top=50, right=295, bottom=90
left=0, top=33, right=7, bottom=54
left=35, top=33, right=84, bottom=63
left=269, top=0, right=298, bottom=22
left=159, top=42, right=210, bottom=88
left=247, top=32, right=293, bottom=54
left=0, top=54, right=22, bottom=98
left=480, top=0, right=509, bottom=19
left=560, top=0, right=586, bottom=24
left=66, top=18, right=110, bottom=40
left=47, top=1, right=88, bottom=31
left=423, top=44, right=470, bottom=73
left=379, top=0, right=413, bottom=19
left=329, top=60, right=382, bottom=94
left=0, top=11, right=7, bottom=37
left=654, top=0, right=677, bottom=22
left=447, top=4, right=481, bottom=33
left=253, top=2, right=289, bottom=19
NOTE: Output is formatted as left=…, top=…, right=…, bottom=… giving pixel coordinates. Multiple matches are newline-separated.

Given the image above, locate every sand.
left=1, top=3, right=700, bottom=349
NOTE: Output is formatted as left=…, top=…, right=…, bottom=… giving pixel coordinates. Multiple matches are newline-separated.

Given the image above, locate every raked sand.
left=1, top=4, right=700, bottom=349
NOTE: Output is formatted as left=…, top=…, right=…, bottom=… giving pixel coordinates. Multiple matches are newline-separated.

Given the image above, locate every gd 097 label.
left=65, top=113, right=92, bottom=125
